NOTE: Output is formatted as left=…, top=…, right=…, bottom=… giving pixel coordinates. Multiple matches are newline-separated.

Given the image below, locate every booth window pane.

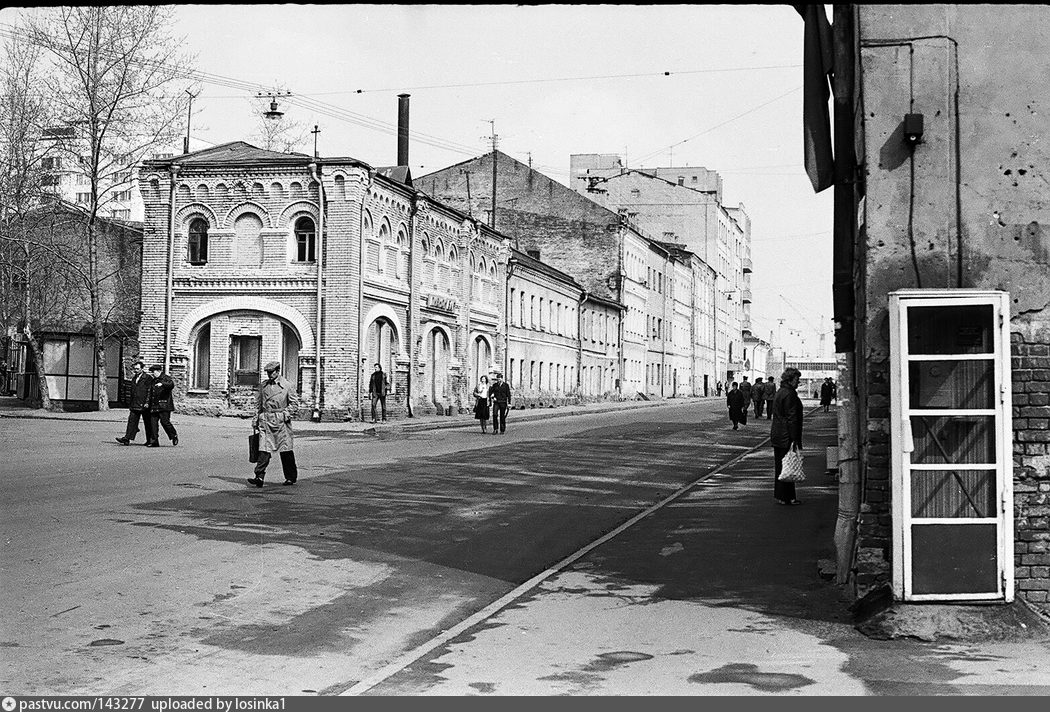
left=909, top=360, right=994, bottom=410
left=911, top=524, right=998, bottom=594
left=45, top=374, right=66, bottom=400
left=43, top=340, right=68, bottom=374
left=910, top=415, right=995, bottom=465
left=907, top=305, right=993, bottom=355
left=66, top=376, right=94, bottom=400
left=68, top=337, right=94, bottom=376
left=910, top=470, right=996, bottom=518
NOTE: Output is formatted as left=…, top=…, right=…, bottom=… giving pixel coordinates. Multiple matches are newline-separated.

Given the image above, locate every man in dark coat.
left=368, top=363, right=389, bottom=423
left=116, top=360, right=153, bottom=445
left=770, top=367, right=804, bottom=505
left=820, top=377, right=836, bottom=412
left=751, top=376, right=766, bottom=418
left=763, top=376, right=777, bottom=420
left=146, top=364, right=178, bottom=447
left=488, top=372, right=511, bottom=434
left=739, top=375, right=753, bottom=408
left=726, top=381, right=747, bottom=430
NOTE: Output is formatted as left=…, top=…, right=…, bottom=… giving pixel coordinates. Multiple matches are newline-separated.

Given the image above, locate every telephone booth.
left=889, top=289, right=1013, bottom=602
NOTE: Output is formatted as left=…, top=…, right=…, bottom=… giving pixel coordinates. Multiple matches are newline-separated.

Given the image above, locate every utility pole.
left=183, top=89, right=199, bottom=154
left=482, top=119, right=499, bottom=229
left=311, top=124, right=320, bottom=158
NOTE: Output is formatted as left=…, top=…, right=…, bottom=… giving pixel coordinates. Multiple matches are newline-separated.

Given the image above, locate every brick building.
left=137, top=142, right=507, bottom=420
left=3, top=202, right=141, bottom=408
left=823, top=4, right=1050, bottom=610
left=415, top=151, right=719, bottom=397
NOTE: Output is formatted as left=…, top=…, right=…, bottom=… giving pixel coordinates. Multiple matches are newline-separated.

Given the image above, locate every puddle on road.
left=688, top=662, right=814, bottom=692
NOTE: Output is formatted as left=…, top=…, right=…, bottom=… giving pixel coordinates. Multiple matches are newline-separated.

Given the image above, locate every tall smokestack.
left=397, top=93, right=410, bottom=166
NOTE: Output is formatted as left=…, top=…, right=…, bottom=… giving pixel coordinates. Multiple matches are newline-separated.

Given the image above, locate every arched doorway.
left=366, top=318, right=398, bottom=379
left=473, top=335, right=492, bottom=382
left=426, top=328, right=450, bottom=408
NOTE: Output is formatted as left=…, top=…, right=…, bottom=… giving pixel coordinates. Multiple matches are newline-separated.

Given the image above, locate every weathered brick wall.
left=856, top=4, right=1050, bottom=608
left=1011, top=329, right=1050, bottom=604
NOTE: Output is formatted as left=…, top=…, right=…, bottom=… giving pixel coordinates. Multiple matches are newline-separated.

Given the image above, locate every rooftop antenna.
left=183, top=88, right=199, bottom=154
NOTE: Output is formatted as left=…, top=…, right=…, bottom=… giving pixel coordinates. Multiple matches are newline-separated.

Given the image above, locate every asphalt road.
left=3, top=400, right=1049, bottom=696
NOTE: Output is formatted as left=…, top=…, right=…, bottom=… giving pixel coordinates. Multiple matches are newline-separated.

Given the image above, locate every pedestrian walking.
left=246, top=361, right=300, bottom=488
left=716, top=381, right=723, bottom=397
left=770, top=367, right=804, bottom=505
left=820, top=377, right=836, bottom=412
left=368, top=363, right=389, bottom=423
left=763, top=376, right=776, bottom=420
left=472, top=375, right=491, bottom=433
left=146, top=364, right=178, bottom=447
left=0, top=358, right=9, bottom=396
left=488, top=372, right=511, bottom=434
left=726, top=381, right=747, bottom=430
left=115, top=360, right=153, bottom=446
left=739, top=375, right=753, bottom=408
left=751, top=378, right=765, bottom=419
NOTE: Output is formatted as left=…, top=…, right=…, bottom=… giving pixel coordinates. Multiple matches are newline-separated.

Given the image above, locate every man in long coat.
left=247, top=361, right=300, bottom=487
left=726, top=381, right=747, bottom=430
left=146, top=364, right=178, bottom=447
left=116, top=360, right=153, bottom=445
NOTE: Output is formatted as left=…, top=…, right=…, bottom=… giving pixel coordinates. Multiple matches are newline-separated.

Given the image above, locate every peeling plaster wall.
left=857, top=4, right=1050, bottom=606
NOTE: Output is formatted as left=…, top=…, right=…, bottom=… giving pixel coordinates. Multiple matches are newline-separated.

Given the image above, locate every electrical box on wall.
left=888, top=289, right=1013, bottom=602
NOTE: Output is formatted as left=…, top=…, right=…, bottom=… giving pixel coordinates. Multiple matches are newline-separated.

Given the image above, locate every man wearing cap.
left=145, top=364, right=178, bottom=447
left=488, top=371, right=511, bottom=435
left=116, top=360, right=154, bottom=446
left=247, top=361, right=301, bottom=487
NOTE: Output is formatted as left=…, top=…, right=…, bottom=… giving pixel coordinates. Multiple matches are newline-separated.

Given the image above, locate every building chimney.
left=397, top=93, right=410, bottom=166
left=526, top=248, right=541, bottom=260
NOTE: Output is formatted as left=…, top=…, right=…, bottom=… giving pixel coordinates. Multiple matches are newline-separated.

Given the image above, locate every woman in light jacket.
left=472, top=375, right=491, bottom=433
left=770, top=367, right=804, bottom=505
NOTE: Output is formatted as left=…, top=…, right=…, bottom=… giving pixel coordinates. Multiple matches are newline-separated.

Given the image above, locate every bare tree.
left=0, top=24, right=57, bottom=408
left=249, top=89, right=309, bottom=153
left=26, top=6, right=193, bottom=410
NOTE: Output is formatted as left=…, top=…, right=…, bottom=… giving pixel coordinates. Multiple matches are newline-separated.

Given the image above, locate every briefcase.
left=248, top=432, right=260, bottom=463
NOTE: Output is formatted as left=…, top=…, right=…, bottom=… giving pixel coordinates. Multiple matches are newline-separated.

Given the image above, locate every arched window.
left=488, top=263, right=497, bottom=303
left=395, top=226, right=408, bottom=280
left=188, top=217, right=208, bottom=264
left=447, top=246, right=459, bottom=294
left=191, top=322, right=210, bottom=389
left=422, top=234, right=434, bottom=288
left=294, top=216, right=316, bottom=262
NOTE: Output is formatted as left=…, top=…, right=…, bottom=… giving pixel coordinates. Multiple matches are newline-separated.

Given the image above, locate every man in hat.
left=146, top=364, right=178, bottom=447
left=488, top=371, right=511, bottom=434
left=116, top=360, right=153, bottom=445
left=247, top=361, right=301, bottom=488
left=368, top=362, right=389, bottom=423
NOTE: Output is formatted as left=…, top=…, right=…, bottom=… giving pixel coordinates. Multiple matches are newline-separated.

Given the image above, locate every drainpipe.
left=357, top=171, right=372, bottom=421
left=406, top=194, right=417, bottom=417
left=308, top=161, right=324, bottom=421
left=577, top=291, right=586, bottom=397
left=835, top=351, right=860, bottom=586
left=163, top=164, right=179, bottom=374
left=504, top=253, right=516, bottom=380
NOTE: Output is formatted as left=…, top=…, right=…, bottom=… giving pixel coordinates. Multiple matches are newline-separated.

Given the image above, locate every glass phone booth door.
left=889, top=290, right=1013, bottom=602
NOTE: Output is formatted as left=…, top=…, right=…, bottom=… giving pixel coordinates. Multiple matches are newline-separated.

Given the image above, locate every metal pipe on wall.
left=308, top=161, right=324, bottom=420
left=164, top=165, right=179, bottom=374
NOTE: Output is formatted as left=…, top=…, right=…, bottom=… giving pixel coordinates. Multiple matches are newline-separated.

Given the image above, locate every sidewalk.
left=0, top=393, right=730, bottom=433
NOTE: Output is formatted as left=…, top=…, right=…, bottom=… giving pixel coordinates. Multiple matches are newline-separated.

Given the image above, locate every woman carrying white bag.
left=770, top=367, right=805, bottom=505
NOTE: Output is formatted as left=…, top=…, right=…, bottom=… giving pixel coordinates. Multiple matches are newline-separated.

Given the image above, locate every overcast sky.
left=13, top=4, right=837, bottom=356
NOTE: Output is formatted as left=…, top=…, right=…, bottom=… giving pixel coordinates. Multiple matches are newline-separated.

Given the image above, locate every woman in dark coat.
left=472, top=375, right=491, bottom=433
left=770, top=367, right=803, bottom=505
left=820, top=377, right=835, bottom=412
left=726, top=381, right=747, bottom=430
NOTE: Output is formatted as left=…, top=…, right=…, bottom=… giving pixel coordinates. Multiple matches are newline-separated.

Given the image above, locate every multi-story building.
left=136, top=141, right=508, bottom=420
left=415, top=151, right=719, bottom=398
left=39, top=125, right=173, bottom=222
left=581, top=167, right=751, bottom=384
